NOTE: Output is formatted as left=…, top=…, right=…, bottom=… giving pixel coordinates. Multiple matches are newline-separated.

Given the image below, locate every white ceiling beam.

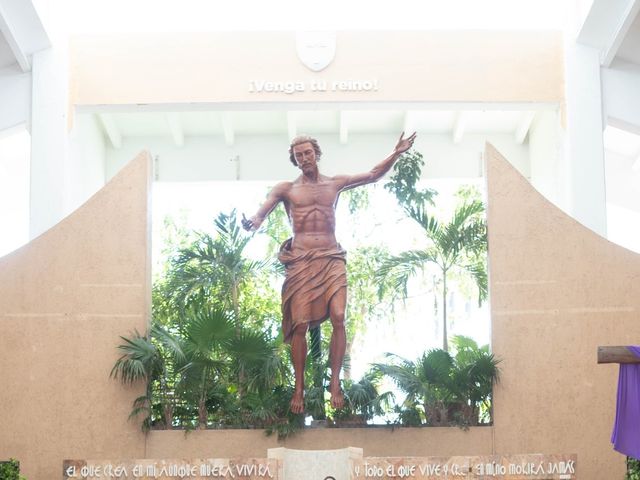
left=515, top=111, right=537, bottom=144
left=452, top=112, right=467, bottom=144
left=0, top=0, right=50, bottom=72
left=0, top=12, right=29, bottom=71
left=166, top=113, right=184, bottom=147
left=576, top=0, right=640, bottom=66
left=339, top=111, right=348, bottom=144
left=601, top=0, right=640, bottom=67
left=287, top=111, right=297, bottom=141
left=97, top=113, right=122, bottom=149
left=221, top=112, right=234, bottom=146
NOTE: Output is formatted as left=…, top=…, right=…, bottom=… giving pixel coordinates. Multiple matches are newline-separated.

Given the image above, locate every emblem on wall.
left=296, top=31, right=336, bottom=72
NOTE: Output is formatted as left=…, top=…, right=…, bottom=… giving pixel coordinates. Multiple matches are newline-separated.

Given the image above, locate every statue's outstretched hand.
left=394, top=131, right=417, bottom=155
left=241, top=213, right=255, bottom=231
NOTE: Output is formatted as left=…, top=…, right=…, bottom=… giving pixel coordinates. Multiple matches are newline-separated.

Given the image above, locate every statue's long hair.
left=288, top=135, right=322, bottom=166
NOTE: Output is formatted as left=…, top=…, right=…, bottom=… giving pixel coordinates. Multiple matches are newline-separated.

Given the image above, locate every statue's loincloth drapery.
left=277, top=238, right=347, bottom=344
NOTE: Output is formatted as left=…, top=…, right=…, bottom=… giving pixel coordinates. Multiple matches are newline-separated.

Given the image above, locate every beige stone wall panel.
left=485, top=144, right=637, bottom=479
left=70, top=31, right=563, bottom=106
left=0, top=153, right=152, bottom=479
left=145, top=427, right=494, bottom=459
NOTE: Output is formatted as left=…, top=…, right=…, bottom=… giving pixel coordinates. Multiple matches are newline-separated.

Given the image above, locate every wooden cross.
left=598, top=346, right=640, bottom=364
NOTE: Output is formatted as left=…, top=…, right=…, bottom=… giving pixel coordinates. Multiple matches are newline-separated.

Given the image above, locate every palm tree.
left=447, top=335, right=500, bottom=425
left=110, top=323, right=185, bottom=429
left=169, top=210, right=269, bottom=320
left=333, top=370, right=394, bottom=426
left=113, top=208, right=294, bottom=432
left=375, top=338, right=500, bottom=426
left=374, top=349, right=456, bottom=426
left=178, top=307, right=235, bottom=428
left=177, top=306, right=289, bottom=429
left=377, top=198, right=487, bottom=351
left=168, top=210, right=274, bottom=398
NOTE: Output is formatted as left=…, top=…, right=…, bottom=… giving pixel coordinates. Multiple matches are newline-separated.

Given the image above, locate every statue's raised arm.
left=334, top=131, right=416, bottom=191
left=241, top=181, right=290, bottom=231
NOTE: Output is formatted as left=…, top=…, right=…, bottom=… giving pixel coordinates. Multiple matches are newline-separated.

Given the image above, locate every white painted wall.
left=607, top=202, right=640, bottom=253
left=67, top=113, right=106, bottom=211
left=0, top=128, right=30, bottom=257
left=605, top=150, right=640, bottom=212
left=529, top=110, right=569, bottom=211
left=106, top=132, right=529, bottom=184
left=602, top=59, right=640, bottom=129
left=0, top=66, right=30, bottom=132
left=563, top=40, right=607, bottom=235
left=29, top=42, right=69, bottom=239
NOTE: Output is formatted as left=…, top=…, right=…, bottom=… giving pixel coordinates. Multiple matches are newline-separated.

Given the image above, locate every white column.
left=0, top=67, right=30, bottom=132
left=529, top=110, right=569, bottom=212
left=563, top=40, right=607, bottom=235
left=28, top=13, right=69, bottom=239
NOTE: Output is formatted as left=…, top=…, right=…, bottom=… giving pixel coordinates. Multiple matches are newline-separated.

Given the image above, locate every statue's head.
left=289, top=135, right=322, bottom=167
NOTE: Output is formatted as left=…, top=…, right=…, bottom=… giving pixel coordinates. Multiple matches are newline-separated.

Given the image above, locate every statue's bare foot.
left=329, top=380, right=344, bottom=409
left=290, top=390, right=304, bottom=414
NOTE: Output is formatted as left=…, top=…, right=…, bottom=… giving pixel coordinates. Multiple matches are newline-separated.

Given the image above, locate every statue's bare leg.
left=290, top=323, right=308, bottom=413
left=328, top=288, right=347, bottom=409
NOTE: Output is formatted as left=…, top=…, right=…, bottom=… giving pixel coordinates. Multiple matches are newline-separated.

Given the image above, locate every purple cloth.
left=611, top=346, right=640, bottom=460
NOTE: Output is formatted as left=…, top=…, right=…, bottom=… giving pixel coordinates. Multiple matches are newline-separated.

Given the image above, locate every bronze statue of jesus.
left=242, top=132, right=416, bottom=413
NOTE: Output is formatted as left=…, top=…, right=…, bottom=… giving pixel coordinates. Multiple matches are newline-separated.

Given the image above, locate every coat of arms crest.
left=296, top=31, right=336, bottom=72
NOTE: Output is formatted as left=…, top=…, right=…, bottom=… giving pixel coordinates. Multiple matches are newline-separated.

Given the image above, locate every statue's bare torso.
left=280, top=175, right=341, bottom=250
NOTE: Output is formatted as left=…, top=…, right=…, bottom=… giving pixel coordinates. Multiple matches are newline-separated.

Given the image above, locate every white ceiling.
left=92, top=108, right=544, bottom=149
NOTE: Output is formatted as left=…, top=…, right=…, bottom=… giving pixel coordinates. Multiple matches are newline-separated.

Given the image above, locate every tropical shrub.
left=627, top=457, right=640, bottom=480
left=0, top=459, right=26, bottom=480
left=375, top=336, right=499, bottom=426
left=332, top=370, right=394, bottom=426
left=112, top=210, right=297, bottom=435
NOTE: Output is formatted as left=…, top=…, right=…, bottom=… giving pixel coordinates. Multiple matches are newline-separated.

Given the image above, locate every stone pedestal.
left=268, top=447, right=362, bottom=480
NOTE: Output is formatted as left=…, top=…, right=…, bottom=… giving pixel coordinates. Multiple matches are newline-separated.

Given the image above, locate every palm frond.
left=128, top=395, right=152, bottom=420
left=184, top=307, right=235, bottom=354
left=151, top=323, right=186, bottom=364
left=407, top=204, right=440, bottom=237
left=435, top=201, right=486, bottom=264
left=376, top=249, right=438, bottom=299
left=110, top=330, right=159, bottom=384
left=373, top=361, right=421, bottom=399
left=417, top=349, right=454, bottom=386
left=461, top=260, right=488, bottom=304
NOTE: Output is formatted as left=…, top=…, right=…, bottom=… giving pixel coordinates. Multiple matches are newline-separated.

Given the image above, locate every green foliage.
left=113, top=177, right=493, bottom=433
left=262, top=202, right=290, bottom=259
left=342, top=186, right=370, bottom=215
left=0, top=459, right=25, bottom=480
left=168, top=210, right=270, bottom=315
left=379, top=158, right=488, bottom=351
left=332, top=370, right=394, bottom=425
left=112, top=208, right=299, bottom=435
left=384, top=150, right=436, bottom=209
left=345, top=245, right=392, bottom=369
left=375, top=336, right=499, bottom=427
left=627, top=457, right=640, bottom=480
